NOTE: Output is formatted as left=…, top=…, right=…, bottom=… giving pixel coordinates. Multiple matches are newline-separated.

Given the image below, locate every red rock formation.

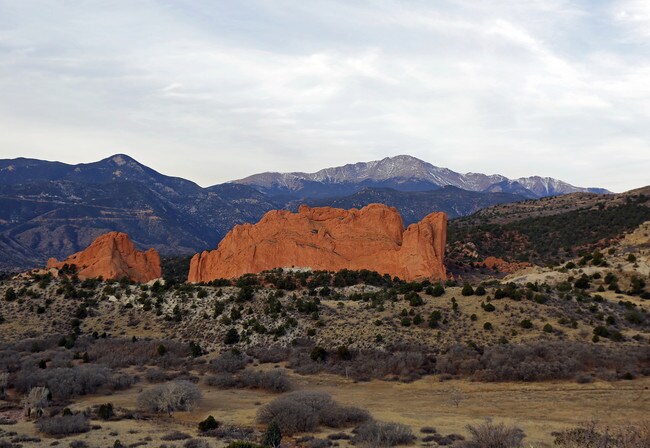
left=188, top=204, right=446, bottom=282
left=46, top=232, right=161, bottom=283
left=481, top=256, right=530, bottom=273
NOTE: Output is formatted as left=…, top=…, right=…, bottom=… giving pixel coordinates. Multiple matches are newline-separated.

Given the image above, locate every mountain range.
left=0, top=153, right=612, bottom=270
left=233, top=154, right=610, bottom=199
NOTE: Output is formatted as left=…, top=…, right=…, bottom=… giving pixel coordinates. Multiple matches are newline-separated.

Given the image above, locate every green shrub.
left=430, top=283, right=445, bottom=297
left=198, top=415, right=219, bottom=432
left=97, top=403, right=114, bottom=420
left=4, top=287, right=17, bottom=302
left=461, top=283, right=475, bottom=296
left=406, top=292, right=424, bottom=306
left=224, top=328, right=240, bottom=345
left=262, top=421, right=282, bottom=447
left=520, top=319, right=533, bottom=329
left=310, top=346, right=328, bottom=362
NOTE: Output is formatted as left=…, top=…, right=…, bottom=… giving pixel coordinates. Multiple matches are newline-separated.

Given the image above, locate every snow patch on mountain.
left=232, top=155, right=610, bottom=198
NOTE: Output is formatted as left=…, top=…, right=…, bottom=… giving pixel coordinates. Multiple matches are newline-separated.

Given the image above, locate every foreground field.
left=4, top=366, right=648, bottom=447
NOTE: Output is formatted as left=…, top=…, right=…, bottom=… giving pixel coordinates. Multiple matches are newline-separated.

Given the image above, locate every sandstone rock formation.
left=188, top=204, right=446, bottom=282
left=46, top=232, right=161, bottom=283
left=481, top=256, right=531, bottom=273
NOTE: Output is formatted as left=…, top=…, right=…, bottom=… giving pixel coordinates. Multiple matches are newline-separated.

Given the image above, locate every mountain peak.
left=232, top=155, right=611, bottom=199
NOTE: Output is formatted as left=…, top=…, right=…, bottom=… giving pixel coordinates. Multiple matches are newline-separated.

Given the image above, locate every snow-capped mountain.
left=232, top=155, right=610, bottom=199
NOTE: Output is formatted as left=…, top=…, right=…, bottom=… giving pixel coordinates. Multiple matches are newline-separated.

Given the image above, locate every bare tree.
left=137, top=380, right=201, bottom=415
left=449, top=387, right=464, bottom=408
left=22, top=386, right=49, bottom=418
left=0, top=372, right=8, bottom=399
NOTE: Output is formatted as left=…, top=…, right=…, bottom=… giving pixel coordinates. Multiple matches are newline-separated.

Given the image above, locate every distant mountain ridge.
left=233, top=154, right=610, bottom=199
left=0, top=153, right=612, bottom=270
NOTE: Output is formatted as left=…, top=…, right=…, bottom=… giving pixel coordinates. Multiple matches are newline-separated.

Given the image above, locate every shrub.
left=262, top=421, right=282, bottom=447
left=239, top=370, right=292, bottom=392
left=257, top=391, right=369, bottom=435
left=15, top=365, right=113, bottom=400
left=430, top=284, right=445, bottom=297
left=198, top=415, right=219, bottom=432
left=36, top=413, right=89, bottom=435
left=226, top=443, right=263, bottom=448
left=97, top=403, right=114, bottom=420
left=543, top=323, right=553, bottom=333
left=353, top=420, right=416, bottom=447
left=406, top=292, right=424, bottom=306
left=210, top=351, right=250, bottom=373
left=161, top=431, right=192, bottom=441
left=4, top=287, right=17, bottom=302
left=310, top=347, right=328, bottom=362
left=184, top=439, right=211, bottom=448
left=257, top=394, right=318, bottom=434
left=459, top=420, right=525, bottom=448
left=137, top=380, right=201, bottom=415
left=553, top=420, right=650, bottom=447
left=206, top=372, right=239, bottom=388
left=225, top=329, right=240, bottom=345
left=0, top=372, right=7, bottom=399
left=22, top=386, right=49, bottom=418
left=461, top=284, right=475, bottom=296
left=520, top=319, right=533, bottom=329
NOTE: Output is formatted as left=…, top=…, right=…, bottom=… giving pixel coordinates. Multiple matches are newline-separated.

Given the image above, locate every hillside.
left=0, top=222, right=648, bottom=447
left=0, top=155, right=280, bottom=270
left=302, top=186, right=525, bottom=223
left=448, top=187, right=650, bottom=265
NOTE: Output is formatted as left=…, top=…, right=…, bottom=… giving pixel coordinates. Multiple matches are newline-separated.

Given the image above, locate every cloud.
left=0, top=0, right=648, bottom=192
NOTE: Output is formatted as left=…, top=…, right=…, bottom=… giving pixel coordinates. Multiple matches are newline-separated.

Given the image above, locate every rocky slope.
left=46, top=232, right=161, bottom=283
left=188, top=204, right=447, bottom=282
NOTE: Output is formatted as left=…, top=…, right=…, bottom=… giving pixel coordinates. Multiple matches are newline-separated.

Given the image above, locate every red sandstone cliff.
left=188, top=204, right=446, bottom=282
left=46, top=232, right=161, bottom=283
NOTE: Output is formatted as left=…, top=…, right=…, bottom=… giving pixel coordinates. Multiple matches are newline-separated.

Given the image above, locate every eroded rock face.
left=188, top=204, right=446, bottom=282
left=46, top=232, right=161, bottom=283
left=481, top=256, right=531, bottom=273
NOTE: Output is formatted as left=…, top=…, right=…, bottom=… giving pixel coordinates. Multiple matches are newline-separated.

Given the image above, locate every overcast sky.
left=0, top=1, right=649, bottom=192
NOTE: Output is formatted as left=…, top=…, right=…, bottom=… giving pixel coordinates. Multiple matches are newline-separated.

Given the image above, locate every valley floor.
left=4, top=368, right=648, bottom=447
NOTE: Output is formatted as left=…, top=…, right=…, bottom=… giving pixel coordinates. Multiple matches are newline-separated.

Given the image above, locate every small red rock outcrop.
left=188, top=204, right=446, bottom=282
left=46, top=232, right=161, bottom=283
left=481, top=256, right=530, bottom=273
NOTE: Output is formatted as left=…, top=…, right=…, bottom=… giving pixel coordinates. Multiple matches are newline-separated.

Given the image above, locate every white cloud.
left=0, top=0, right=648, bottom=192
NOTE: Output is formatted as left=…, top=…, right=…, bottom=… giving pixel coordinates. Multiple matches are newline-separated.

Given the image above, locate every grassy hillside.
left=448, top=188, right=650, bottom=265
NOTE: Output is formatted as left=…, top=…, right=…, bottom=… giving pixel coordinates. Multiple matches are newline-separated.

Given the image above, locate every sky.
left=0, top=1, right=649, bottom=192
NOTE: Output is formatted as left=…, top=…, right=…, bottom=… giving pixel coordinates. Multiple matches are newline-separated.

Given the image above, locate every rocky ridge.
left=188, top=204, right=447, bottom=282
left=46, top=232, right=161, bottom=283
